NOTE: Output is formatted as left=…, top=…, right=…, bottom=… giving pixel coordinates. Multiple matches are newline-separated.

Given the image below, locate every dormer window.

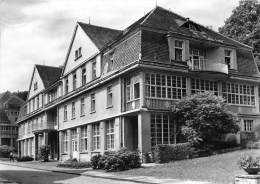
left=33, top=82, right=38, bottom=91
left=175, top=40, right=184, bottom=61
left=75, top=47, right=82, bottom=60
left=224, top=50, right=232, bottom=69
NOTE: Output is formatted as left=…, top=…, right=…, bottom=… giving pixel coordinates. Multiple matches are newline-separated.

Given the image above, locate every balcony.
left=187, top=59, right=228, bottom=75
left=32, top=121, right=56, bottom=133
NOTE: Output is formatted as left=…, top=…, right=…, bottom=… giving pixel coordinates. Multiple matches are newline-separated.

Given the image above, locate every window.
left=92, top=123, right=100, bottom=150
left=71, top=102, right=76, bottom=119
left=81, top=67, right=86, bottom=85
left=65, top=78, right=69, bottom=94
left=34, top=82, right=38, bottom=91
left=151, top=114, right=174, bottom=146
left=90, top=93, right=95, bottom=112
left=80, top=98, right=85, bottom=116
left=175, top=40, right=183, bottom=61
left=125, top=77, right=140, bottom=102
left=73, top=72, right=77, bottom=90
left=106, top=119, right=115, bottom=150
left=225, top=50, right=232, bottom=69
left=222, top=82, right=255, bottom=106
left=63, top=131, right=68, bottom=153
left=64, top=105, right=67, bottom=121
left=71, top=129, right=78, bottom=151
left=75, top=47, right=82, bottom=60
left=81, top=126, right=88, bottom=151
left=107, top=86, right=113, bottom=107
left=32, top=98, right=35, bottom=111
left=191, top=79, right=218, bottom=95
left=36, top=96, right=39, bottom=109
left=244, top=119, right=254, bottom=132
left=145, top=73, right=186, bottom=99
left=92, top=61, right=96, bottom=80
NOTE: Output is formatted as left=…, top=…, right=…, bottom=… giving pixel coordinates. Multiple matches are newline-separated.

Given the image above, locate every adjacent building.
left=17, top=6, right=260, bottom=161
left=0, top=91, right=24, bottom=148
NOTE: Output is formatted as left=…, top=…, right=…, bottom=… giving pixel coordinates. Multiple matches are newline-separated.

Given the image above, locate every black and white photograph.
left=0, top=0, right=260, bottom=183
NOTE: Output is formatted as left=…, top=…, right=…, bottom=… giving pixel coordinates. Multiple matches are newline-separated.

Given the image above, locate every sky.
left=0, top=0, right=240, bottom=92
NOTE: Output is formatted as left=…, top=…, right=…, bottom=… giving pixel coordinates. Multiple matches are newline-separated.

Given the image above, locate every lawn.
left=117, top=149, right=260, bottom=184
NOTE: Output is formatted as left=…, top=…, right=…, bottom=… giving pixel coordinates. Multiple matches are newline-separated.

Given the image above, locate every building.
left=0, top=91, right=24, bottom=148
left=17, top=65, right=62, bottom=159
left=17, top=6, right=260, bottom=161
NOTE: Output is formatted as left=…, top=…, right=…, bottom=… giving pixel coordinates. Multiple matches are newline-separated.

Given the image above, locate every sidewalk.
left=0, top=160, right=212, bottom=184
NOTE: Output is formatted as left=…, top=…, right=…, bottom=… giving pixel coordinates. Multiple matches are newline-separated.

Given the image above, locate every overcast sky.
left=0, top=0, right=240, bottom=92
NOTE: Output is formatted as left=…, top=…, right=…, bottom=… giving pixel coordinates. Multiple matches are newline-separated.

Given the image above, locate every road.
left=0, top=163, right=139, bottom=184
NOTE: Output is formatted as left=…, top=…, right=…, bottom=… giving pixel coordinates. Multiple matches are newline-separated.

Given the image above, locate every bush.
left=39, top=145, right=50, bottom=162
left=17, top=156, right=34, bottom=162
left=238, top=154, right=260, bottom=169
left=90, top=149, right=141, bottom=172
left=153, top=143, right=192, bottom=163
left=57, top=159, right=91, bottom=169
left=90, top=154, right=103, bottom=169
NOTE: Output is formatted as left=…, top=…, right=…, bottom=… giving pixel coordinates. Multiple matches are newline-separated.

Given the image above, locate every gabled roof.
left=0, top=91, right=24, bottom=109
left=139, top=6, right=251, bottom=49
left=78, top=22, right=122, bottom=50
left=35, top=65, right=62, bottom=88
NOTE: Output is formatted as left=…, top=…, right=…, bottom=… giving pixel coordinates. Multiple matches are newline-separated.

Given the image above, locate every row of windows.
left=64, top=61, right=97, bottom=95
left=145, top=73, right=186, bottom=99
left=64, top=86, right=113, bottom=121
left=145, top=73, right=256, bottom=106
left=222, top=82, right=255, bottom=106
left=19, top=116, right=44, bottom=136
left=62, top=119, right=115, bottom=153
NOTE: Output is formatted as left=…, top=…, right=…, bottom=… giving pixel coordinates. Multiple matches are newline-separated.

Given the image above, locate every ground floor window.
left=191, top=78, right=218, bottom=95
left=71, top=129, right=77, bottom=152
left=106, top=119, right=115, bottom=150
left=62, top=131, right=68, bottom=153
left=92, top=123, right=100, bottom=151
left=81, top=126, right=88, bottom=151
left=244, top=119, right=254, bottom=132
left=151, top=114, right=174, bottom=146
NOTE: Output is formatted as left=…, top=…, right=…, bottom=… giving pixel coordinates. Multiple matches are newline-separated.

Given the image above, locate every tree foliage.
left=219, top=0, right=260, bottom=48
left=13, top=91, right=28, bottom=101
left=173, top=92, right=239, bottom=149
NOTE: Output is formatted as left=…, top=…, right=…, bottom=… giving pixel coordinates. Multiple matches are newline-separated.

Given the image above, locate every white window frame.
left=125, top=77, right=140, bottom=102
left=106, top=119, right=115, bottom=150
left=174, top=40, right=184, bottom=61
left=224, top=50, right=232, bottom=69
left=64, top=105, right=67, bottom=121
left=81, top=126, right=88, bottom=152
left=145, top=73, right=186, bottom=99
left=92, top=61, right=97, bottom=80
left=90, top=93, right=96, bottom=112
left=191, top=78, right=218, bottom=95
left=107, top=86, right=113, bottom=107
left=71, top=102, right=76, bottom=119
left=80, top=98, right=85, bottom=116
left=73, top=72, right=77, bottom=90
left=63, top=131, right=68, bottom=153
left=244, top=119, right=254, bottom=132
left=92, top=123, right=100, bottom=151
left=222, top=82, right=255, bottom=106
left=71, top=129, right=78, bottom=152
left=81, top=67, right=86, bottom=85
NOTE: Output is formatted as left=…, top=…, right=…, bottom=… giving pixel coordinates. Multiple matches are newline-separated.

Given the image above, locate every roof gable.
left=78, top=22, right=122, bottom=50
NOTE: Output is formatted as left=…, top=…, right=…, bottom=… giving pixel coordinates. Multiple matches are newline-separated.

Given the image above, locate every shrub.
left=17, top=156, right=34, bottom=162
left=90, top=149, right=141, bottom=172
left=153, top=143, right=192, bottom=163
left=57, top=159, right=91, bottom=169
left=39, top=145, right=50, bottom=162
left=238, top=154, right=260, bottom=169
left=91, top=154, right=103, bottom=169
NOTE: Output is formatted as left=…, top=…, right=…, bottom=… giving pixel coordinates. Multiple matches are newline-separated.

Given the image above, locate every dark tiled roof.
left=78, top=22, right=122, bottom=50
left=0, top=108, right=10, bottom=124
left=140, top=6, right=251, bottom=49
left=36, top=65, right=62, bottom=88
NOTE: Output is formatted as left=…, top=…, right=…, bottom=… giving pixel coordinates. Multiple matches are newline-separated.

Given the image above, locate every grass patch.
left=116, top=149, right=260, bottom=184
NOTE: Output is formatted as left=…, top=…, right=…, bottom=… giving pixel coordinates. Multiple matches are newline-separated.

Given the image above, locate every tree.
left=13, top=91, right=28, bottom=101
left=219, top=0, right=260, bottom=47
left=173, top=92, right=239, bottom=149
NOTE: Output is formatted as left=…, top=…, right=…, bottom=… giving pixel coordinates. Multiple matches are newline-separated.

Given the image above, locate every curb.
left=0, top=162, right=155, bottom=184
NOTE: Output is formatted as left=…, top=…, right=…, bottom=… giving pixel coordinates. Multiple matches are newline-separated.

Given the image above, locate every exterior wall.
left=28, top=69, right=45, bottom=99
left=59, top=78, right=122, bottom=130
left=63, top=25, right=99, bottom=75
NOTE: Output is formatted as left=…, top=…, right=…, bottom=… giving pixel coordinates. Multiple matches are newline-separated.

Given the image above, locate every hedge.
left=153, top=143, right=192, bottom=163
left=57, top=158, right=91, bottom=169
left=16, top=156, right=34, bottom=162
left=91, top=149, right=141, bottom=172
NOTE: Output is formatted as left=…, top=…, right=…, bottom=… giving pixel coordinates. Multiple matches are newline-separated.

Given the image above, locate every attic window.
left=181, top=21, right=200, bottom=32
left=75, top=47, right=82, bottom=61
left=34, top=82, right=38, bottom=91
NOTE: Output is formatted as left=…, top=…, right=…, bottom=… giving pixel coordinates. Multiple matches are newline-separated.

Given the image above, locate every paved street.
left=0, top=163, right=138, bottom=184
